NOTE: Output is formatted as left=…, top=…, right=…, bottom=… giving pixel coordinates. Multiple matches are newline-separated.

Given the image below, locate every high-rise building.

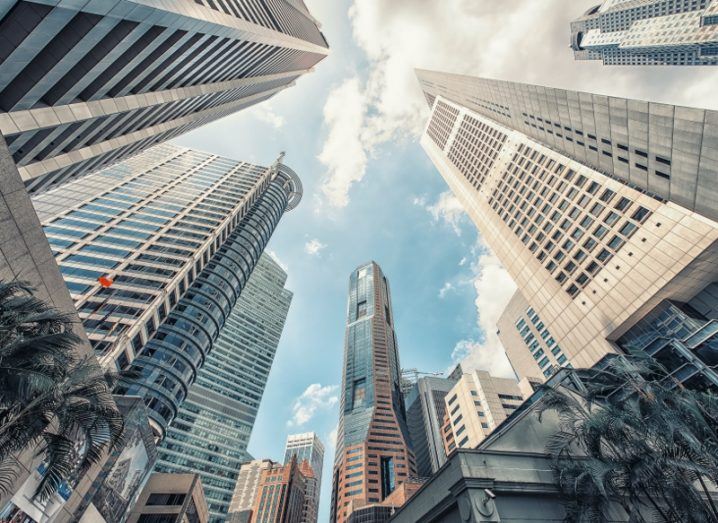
left=227, top=459, right=275, bottom=523
left=155, top=253, right=292, bottom=521
left=442, top=370, right=528, bottom=450
left=251, top=456, right=308, bottom=523
left=331, top=262, right=416, bottom=523
left=417, top=69, right=718, bottom=223
left=284, top=432, right=325, bottom=523
left=404, top=376, right=457, bottom=477
left=0, top=0, right=328, bottom=194
left=570, top=1, right=718, bottom=66
left=416, top=69, right=718, bottom=384
left=128, top=472, right=210, bottom=523
left=34, top=143, right=302, bottom=435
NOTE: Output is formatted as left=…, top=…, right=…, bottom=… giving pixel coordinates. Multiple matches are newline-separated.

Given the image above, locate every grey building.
left=284, top=432, right=325, bottom=523
left=405, top=376, right=457, bottom=478
left=570, top=1, right=718, bottom=66
left=416, top=68, right=718, bottom=222
left=0, top=0, right=328, bottom=194
left=155, top=254, right=293, bottom=522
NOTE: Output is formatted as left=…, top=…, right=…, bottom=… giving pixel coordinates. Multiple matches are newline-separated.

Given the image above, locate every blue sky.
left=173, top=1, right=718, bottom=520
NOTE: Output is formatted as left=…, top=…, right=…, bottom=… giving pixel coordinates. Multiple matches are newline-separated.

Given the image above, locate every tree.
left=538, top=355, right=718, bottom=522
left=0, top=280, right=123, bottom=501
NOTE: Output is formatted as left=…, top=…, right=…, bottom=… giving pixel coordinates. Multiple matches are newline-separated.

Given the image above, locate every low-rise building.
left=127, top=473, right=209, bottom=523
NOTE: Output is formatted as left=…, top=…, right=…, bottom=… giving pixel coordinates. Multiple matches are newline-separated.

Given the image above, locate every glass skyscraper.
left=0, top=0, right=328, bottom=193
left=156, top=253, right=293, bottom=521
left=331, top=262, right=416, bottom=523
left=33, top=142, right=302, bottom=436
left=284, top=432, right=325, bottom=523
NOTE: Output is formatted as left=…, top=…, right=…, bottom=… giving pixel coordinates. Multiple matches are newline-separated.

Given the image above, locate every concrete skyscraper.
left=330, top=262, right=416, bottom=523
left=417, top=69, right=718, bottom=386
left=0, top=0, right=329, bottom=194
left=34, top=143, right=302, bottom=436
left=155, top=253, right=293, bottom=521
left=571, top=1, right=718, bottom=66
left=284, top=432, right=325, bottom=523
left=404, top=376, right=456, bottom=477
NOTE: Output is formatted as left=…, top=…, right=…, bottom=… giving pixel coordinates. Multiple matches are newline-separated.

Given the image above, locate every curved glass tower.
left=120, top=162, right=301, bottom=436
left=331, top=262, right=416, bottom=523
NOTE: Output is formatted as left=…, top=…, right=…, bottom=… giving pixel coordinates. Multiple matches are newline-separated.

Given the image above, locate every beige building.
left=444, top=370, right=529, bottom=450
left=227, top=459, right=275, bottom=522
left=417, top=70, right=718, bottom=383
left=127, top=473, right=209, bottom=523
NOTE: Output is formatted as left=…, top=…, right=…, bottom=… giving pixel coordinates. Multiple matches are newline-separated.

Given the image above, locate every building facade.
left=227, top=459, right=275, bottom=523
left=251, top=457, right=307, bottom=523
left=155, top=254, right=292, bottom=521
left=442, top=371, right=528, bottom=451
left=284, top=432, right=325, bottom=523
left=416, top=69, right=718, bottom=223
left=127, top=472, right=209, bottom=523
left=34, top=143, right=302, bottom=436
left=404, top=376, right=457, bottom=477
left=331, top=262, right=416, bottom=523
left=417, top=69, right=718, bottom=385
left=0, top=0, right=328, bottom=193
left=570, top=1, right=718, bottom=66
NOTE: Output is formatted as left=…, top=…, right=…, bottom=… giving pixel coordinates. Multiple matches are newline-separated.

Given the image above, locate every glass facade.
left=155, top=254, right=292, bottom=522
left=284, top=433, right=325, bottom=523
left=617, top=282, right=718, bottom=390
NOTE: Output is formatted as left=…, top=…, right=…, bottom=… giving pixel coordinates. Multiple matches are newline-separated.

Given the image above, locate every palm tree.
left=538, top=355, right=718, bottom=522
left=0, top=280, right=124, bottom=501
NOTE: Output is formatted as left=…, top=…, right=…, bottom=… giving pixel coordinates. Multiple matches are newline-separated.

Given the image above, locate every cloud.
left=289, top=383, right=339, bottom=427
left=252, top=104, right=285, bottom=129
left=426, top=191, right=466, bottom=235
left=438, top=281, right=454, bottom=299
left=450, top=249, right=517, bottom=378
left=316, top=0, right=718, bottom=209
left=327, top=425, right=338, bottom=450
left=458, top=257, right=467, bottom=267
left=304, top=238, right=327, bottom=256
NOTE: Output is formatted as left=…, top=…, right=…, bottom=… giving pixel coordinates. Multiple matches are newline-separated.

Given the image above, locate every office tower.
left=0, top=0, right=329, bottom=194
left=570, top=1, right=718, bottom=66
left=416, top=69, right=718, bottom=384
left=417, top=69, right=718, bottom=223
left=35, top=143, right=303, bottom=435
left=284, top=432, right=325, bottom=523
left=331, top=262, right=416, bottom=523
left=251, top=456, right=308, bottom=523
left=155, top=254, right=292, bottom=521
left=443, top=370, right=527, bottom=450
left=128, top=473, right=209, bottom=523
left=404, top=376, right=457, bottom=477
left=228, top=459, right=275, bottom=523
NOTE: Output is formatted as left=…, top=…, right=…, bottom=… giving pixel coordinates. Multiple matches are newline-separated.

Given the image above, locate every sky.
left=172, top=1, right=718, bottom=520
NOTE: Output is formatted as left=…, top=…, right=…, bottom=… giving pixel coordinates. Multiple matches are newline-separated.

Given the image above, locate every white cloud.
left=458, top=257, right=467, bottom=267
left=327, top=425, right=338, bottom=450
left=252, top=104, right=285, bottom=129
left=316, top=0, right=718, bottom=209
left=450, top=250, right=517, bottom=378
left=289, top=383, right=339, bottom=427
left=426, top=191, right=466, bottom=235
left=304, top=238, right=327, bottom=256
left=438, top=281, right=454, bottom=299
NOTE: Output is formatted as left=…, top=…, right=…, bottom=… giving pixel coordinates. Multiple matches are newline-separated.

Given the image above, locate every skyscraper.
left=0, top=0, right=329, bottom=193
left=416, top=69, right=718, bottom=384
left=228, top=459, right=275, bottom=523
left=251, top=456, right=308, bottom=523
left=570, top=1, right=718, bottom=66
left=284, top=432, right=325, bottom=523
left=417, top=69, right=718, bottom=222
left=34, top=143, right=302, bottom=436
left=155, top=253, right=293, bottom=521
left=404, top=376, right=456, bottom=477
left=331, top=262, right=416, bottom=523
left=442, top=370, right=528, bottom=451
